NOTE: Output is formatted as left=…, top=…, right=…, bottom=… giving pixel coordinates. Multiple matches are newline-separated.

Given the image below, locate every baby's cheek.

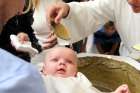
left=48, top=67, right=57, bottom=73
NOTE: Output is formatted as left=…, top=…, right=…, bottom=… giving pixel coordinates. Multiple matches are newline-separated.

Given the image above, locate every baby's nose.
left=59, top=59, right=66, bottom=65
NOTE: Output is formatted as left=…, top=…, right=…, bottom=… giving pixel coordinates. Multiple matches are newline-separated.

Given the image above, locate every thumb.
left=55, top=9, right=63, bottom=24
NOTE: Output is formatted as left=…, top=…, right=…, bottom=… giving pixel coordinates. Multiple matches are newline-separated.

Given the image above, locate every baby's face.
left=105, top=26, right=115, bottom=36
left=43, top=48, right=78, bottom=78
left=17, top=32, right=29, bottom=44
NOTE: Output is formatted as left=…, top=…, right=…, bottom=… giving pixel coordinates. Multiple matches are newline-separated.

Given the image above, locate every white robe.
left=61, top=0, right=140, bottom=60
left=43, top=72, right=102, bottom=93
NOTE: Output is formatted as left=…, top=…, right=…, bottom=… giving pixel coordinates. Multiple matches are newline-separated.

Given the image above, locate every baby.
left=42, top=47, right=130, bottom=93
left=10, top=32, right=39, bottom=58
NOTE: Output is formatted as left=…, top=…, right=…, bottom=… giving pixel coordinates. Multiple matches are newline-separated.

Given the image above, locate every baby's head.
left=42, top=47, right=78, bottom=78
left=17, top=32, right=29, bottom=44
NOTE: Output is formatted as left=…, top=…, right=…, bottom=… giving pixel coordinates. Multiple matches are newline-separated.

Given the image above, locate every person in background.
left=94, top=21, right=121, bottom=55
left=0, top=0, right=46, bottom=93
left=0, top=8, right=41, bottom=62
left=46, top=0, right=140, bottom=61
left=32, top=0, right=58, bottom=49
left=0, top=0, right=57, bottom=62
left=41, top=47, right=130, bottom=93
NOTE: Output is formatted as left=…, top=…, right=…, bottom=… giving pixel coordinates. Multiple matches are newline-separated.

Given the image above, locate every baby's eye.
left=51, top=58, right=58, bottom=62
left=66, top=60, right=73, bottom=64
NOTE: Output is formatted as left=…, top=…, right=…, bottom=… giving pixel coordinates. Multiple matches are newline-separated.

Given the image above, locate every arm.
left=108, top=32, right=121, bottom=55
left=109, top=42, right=120, bottom=55
left=95, top=42, right=104, bottom=54
left=94, top=31, right=105, bottom=54
left=63, top=0, right=116, bottom=43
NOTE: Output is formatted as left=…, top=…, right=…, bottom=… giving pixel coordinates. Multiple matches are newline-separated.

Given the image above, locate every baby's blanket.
left=43, top=72, right=102, bottom=93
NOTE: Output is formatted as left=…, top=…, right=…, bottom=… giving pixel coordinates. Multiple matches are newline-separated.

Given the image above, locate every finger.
left=55, top=9, right=63, bottom=24
left=47, top=31, right=55, bottom=38
left=42, top=43, right=51, bottom=49
left=43, top=35, right=57, bottom=43
left=51, top=39, right=58, bottom=45
left=49, top=41, right=57, bottom=48
left=42, top=39, right=57, bottom=49
left=43, top=38, right=57, bottom=44
left=42, top=42, right=55, bottom=49
left=44, top=42, right=57, bottom=49
left=47, top=37, right=57, bottom=43
left=47, top=4, right=58, bottom=24
left=46, top=32, right=52, bottom=38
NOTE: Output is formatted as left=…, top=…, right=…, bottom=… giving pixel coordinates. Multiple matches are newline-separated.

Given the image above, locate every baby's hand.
left=17, top=32, right=29, bottom=44
left=114, top=84, right=130, bottom=93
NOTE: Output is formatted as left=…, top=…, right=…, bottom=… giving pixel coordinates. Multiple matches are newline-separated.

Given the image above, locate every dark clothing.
left=65, top=40, right=84, bottom=53
left=0, top=10, right=42, bottom=62
left=72, top=40, right=84, bottom=53
left=94, top=30, right=121, bottom=55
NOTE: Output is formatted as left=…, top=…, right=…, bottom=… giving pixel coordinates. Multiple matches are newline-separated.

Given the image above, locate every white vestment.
left=61, top=0, right=140, bottom=60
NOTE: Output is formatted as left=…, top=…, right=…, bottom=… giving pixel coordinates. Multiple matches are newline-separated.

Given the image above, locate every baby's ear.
left=40, top=69, right=43, bottom=73
left=41, top=63, right=47, bottom=75
left=37, top=62, right=44, bottom=71
left=74, top=71, right=78, bottom=77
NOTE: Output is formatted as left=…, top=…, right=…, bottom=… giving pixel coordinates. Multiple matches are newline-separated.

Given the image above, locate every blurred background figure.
left=0, top=0, right=58, bottom=62
left=0, top=0, right=46, bottom=93
left=94, top=21, right=121, bottom=55
left=0, top=8, right=42, bottom=62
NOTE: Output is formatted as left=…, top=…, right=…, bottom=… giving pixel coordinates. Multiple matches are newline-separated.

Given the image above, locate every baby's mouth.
left=57, top=68, right=66, bottom=74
